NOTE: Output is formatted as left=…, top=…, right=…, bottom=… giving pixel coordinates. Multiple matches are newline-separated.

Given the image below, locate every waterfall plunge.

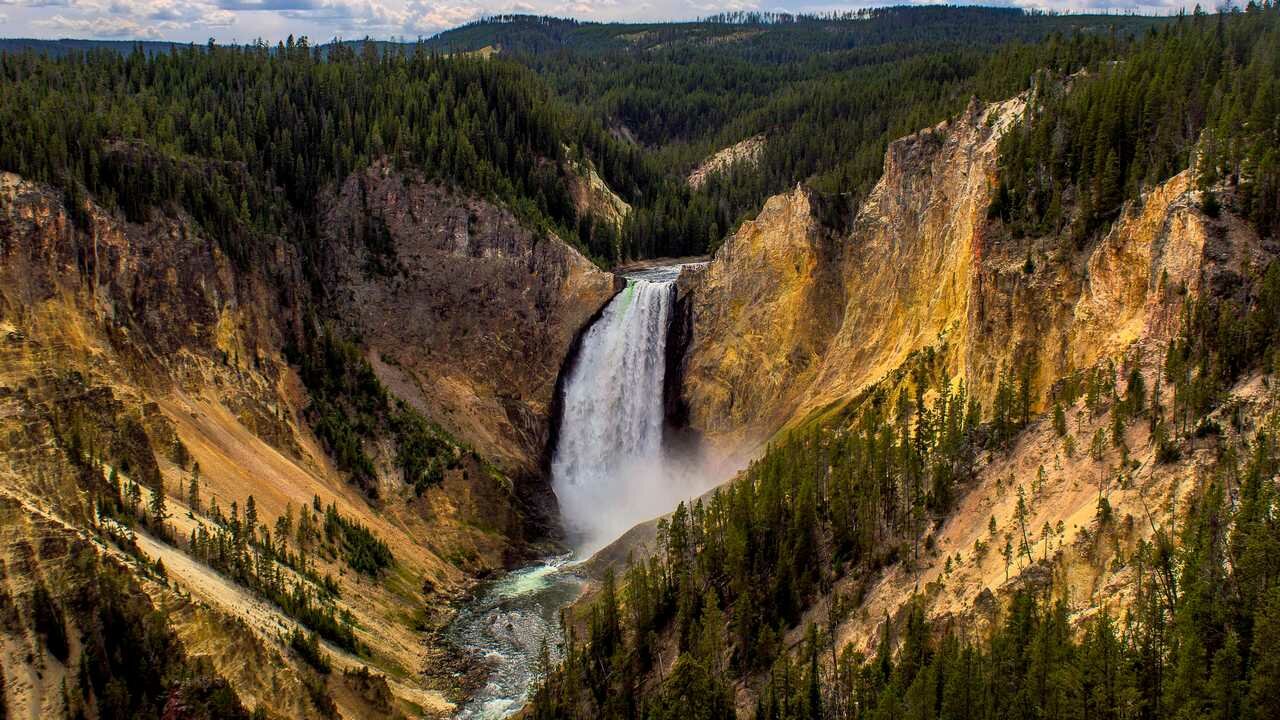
left=551, top=273, right=686, bottom=555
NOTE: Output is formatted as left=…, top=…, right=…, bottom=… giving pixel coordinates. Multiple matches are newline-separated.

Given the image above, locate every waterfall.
left=551, top=272, right=679, bottom=554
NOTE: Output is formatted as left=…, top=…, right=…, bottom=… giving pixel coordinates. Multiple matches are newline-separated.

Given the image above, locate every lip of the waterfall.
left=621, top=266, right=682, bottom=283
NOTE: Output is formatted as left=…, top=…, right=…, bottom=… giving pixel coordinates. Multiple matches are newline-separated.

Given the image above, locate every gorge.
left=0, top=7, right=1278, bottom=720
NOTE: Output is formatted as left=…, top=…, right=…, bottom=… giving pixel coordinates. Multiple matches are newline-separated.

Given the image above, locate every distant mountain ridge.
left=1, top=7, right=1165, bottom=59
left=0, top=38, right=188, bottom=56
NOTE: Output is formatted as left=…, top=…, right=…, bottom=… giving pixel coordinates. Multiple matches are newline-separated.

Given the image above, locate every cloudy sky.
left=0, top=0, right=1197, bottom=43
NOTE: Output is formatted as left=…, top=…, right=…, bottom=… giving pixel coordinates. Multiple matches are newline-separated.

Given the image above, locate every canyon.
left=1, top=78, right=1276, bottom=720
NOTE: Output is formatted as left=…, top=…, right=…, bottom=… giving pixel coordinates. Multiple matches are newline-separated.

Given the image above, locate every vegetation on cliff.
left=531, top=260, right=1280, bottom=719
left=292, top=331, right=466, bottom=498
left=994, top=4, right=1280, bottom=243
left=32, top=549, right=258, bottom=720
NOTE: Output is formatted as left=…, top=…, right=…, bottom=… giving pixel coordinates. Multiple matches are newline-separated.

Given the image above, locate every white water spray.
left=551, top=267, right=694, bottom=554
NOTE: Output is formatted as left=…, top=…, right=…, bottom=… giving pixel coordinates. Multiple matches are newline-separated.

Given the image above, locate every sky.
left=0, top=0, right=1200, bottom=43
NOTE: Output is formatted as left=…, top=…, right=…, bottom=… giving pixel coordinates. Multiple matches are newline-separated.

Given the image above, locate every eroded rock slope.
left=0, top=165, right=614, bottom=718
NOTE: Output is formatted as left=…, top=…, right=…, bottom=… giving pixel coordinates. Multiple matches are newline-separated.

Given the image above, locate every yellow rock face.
left=802, top=97, right=1024, bottom=419
left=680, top=184, right=844, bottom=452
left=681, top=94, right=1264, bottom=452
left=0, top=166, right=619, bottom=718
left=682, top=98, right=1022, bottom=451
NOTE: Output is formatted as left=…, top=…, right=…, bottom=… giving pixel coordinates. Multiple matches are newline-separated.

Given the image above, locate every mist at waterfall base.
left=552, top=266, right=720, bottom=556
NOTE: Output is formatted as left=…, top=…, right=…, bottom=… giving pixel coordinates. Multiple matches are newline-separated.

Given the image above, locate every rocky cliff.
left=677, top=185, right=843, bottom=449
left=0, top=164, right=614, bottom=717
left=319, top=163, right=620, bottom=478
left=680, top=94, right=1266, bottom=453
left=680, top=97, right=1024, bottom=454
left=674, top=93, right=1274, bottom=660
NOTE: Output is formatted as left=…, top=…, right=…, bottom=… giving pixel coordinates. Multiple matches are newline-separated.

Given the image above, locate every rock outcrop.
left=319, top=163, right=620, bottom=477
left=680, top=97, right=1023, bottom=452
left=687, top=134, right=767, bottom=190
left=566, top=154, right=632, bottom=229
left=677, top=186, right=843, bottom=449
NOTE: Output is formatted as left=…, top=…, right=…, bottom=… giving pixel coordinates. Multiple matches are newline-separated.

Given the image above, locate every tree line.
left=502, top=8, right=1164, bottom=250
left=0, top=36, right=713, bottom=265
left=993, top=3, right=1280, bottom=244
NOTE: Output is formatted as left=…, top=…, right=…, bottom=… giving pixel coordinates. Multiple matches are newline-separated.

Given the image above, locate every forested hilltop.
left=531, top=4, right=1280, bottom=719
left=2, top=7, right=1168, bottom=264
left=427, top=7, right=1170, bottom=255
left=0, top=39, right=685, bottom=265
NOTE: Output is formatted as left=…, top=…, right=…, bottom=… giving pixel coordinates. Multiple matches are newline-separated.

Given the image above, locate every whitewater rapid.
left=551, top=267, right=678, bottom=553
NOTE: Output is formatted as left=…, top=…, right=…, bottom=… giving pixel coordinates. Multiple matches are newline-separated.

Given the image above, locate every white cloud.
left=32, top=0, right=237, bottom=38
left=37, top=13, right=170, bottom=36
left=214, top=0, right=412, bottom=31
left=689, top=0, right=756, bottom=11
left=284, top=0, right=406, bottom=29
left=104, top=0, right=235, bottom=23
left=0, top=0, right=72, bottom=7
left=404, top=0, right=479, bottom=33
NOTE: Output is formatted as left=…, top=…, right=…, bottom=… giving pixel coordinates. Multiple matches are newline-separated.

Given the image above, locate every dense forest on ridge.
left=429, top=7, right=1169, bottom=249
left=0, top=40, right=682, bottom=265
left=1, top=6, right=1170, bottom=264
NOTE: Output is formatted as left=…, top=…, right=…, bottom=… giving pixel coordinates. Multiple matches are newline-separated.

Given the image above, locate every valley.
left=0, top=5, right=1278, bottom=720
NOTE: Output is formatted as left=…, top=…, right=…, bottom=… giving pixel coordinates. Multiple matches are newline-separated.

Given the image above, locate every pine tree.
left=1016, top=485, right=1033, bottom=566
left=696, top=590, right=726, bottom=676
left=188, top=474, right=201, bottom=514
left=149, top=483, right=169, bottom=531
left=126, top=481, right=143, bottom=518
left=1248, top=591, right=1280, bottom=720
left=1098, top=149, right=1123, bottom=213
left=245, top=495, right=258, bottom=543
left=31, top=580, right=69, bottom=663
